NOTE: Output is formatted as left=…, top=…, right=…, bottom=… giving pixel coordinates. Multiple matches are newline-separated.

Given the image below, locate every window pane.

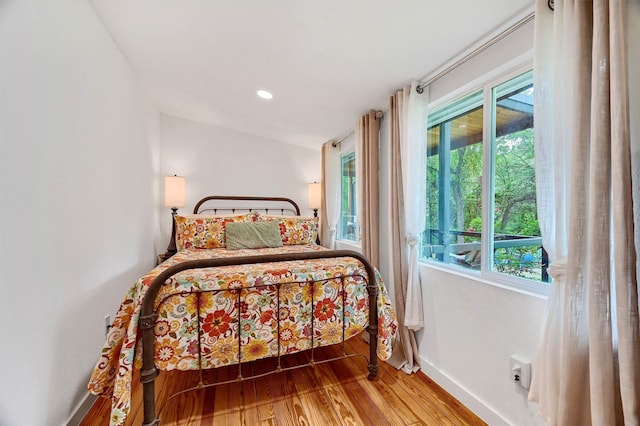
left=491, top=71, right=545, bottom=281
left=339, top=152, right=357, bottom=241
left=423, top=92, right=483, bottom=269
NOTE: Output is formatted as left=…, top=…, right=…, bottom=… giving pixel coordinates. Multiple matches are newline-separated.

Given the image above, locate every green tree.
left=494, top=128, right=538, bottom=237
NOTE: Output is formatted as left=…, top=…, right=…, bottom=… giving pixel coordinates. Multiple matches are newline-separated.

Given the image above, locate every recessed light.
left=257, top=89, right=273, bottom=100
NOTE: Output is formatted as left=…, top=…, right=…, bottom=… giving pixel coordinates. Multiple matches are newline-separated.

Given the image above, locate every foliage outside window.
left=422, top=69, right=548, bottom=285
left=339, top=152, right=358, bottom=241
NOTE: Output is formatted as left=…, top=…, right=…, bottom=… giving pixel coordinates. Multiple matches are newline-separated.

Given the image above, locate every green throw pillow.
left=225, top=221, right=283, bottom=250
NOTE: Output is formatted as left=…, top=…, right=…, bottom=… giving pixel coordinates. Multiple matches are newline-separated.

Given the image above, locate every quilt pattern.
left=87, top=245, right=397, bottom=426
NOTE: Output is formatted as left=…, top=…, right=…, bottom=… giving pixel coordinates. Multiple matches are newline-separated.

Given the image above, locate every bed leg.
left=368, top=363, right=379, bottom=380
left=367, top=324, right=378, bottom=380
left=141, top=367, right=160, bottom=425
left=364, top=253, right=379, bottom=381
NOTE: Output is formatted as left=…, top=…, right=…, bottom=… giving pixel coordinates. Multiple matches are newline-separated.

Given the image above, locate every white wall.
left=378, top=13, right=548, bottom=426
left=157, top=114, right=321, bottom=251
left=0, top=1, right=159, bottom=425
left=377, top=116, right=395, bottom=304
left=417, top=266, right=546, bottom=425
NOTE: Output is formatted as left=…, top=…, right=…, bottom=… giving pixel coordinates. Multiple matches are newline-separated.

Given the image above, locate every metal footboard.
left=139, top=250, right=379, bottom=426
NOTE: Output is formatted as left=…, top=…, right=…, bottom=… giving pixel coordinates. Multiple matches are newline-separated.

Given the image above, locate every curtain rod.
left=416, top=10, right=535, bottom=94
left=331, top=110, right=384, bottom=147
left=331, top=131, right=354, bottom=147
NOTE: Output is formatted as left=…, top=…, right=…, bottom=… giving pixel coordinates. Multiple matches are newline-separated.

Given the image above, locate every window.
left=422, top=69, right=548, bottom=285
left=339, top=151, right=358, bottom=241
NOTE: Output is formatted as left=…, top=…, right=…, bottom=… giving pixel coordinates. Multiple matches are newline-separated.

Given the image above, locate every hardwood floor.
left=81, top=336, right=486, bottom=425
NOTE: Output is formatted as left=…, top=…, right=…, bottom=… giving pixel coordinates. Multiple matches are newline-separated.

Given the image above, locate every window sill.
left=418, top=259, right=550, bottom=300
left=335, top=239, right=361, bottom=251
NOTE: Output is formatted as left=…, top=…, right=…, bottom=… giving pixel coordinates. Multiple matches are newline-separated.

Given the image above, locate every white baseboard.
left=64, top=392, right=98, bottom=426
left=419, top=356, right=510, bottom=426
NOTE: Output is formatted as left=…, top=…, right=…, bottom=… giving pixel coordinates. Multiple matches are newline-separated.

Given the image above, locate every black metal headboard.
left=193, top=195, right=301, bottom=216
left=161, top=196, right=303, bottom=262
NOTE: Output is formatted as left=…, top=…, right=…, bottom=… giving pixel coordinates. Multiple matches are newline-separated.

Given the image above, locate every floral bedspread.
left=87, top=245, right=397, bottom=426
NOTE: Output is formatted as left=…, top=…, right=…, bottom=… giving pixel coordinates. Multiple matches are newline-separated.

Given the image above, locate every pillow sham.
left=225, top=221, right=284, bottom=250
left=175, top=213, right=257, bottom=250
left=255, top=214, right=319, bottom=245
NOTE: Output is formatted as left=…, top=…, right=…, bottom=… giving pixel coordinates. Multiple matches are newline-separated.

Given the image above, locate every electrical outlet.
left=105, top=315, right=112, bottom=337
left=510, top=355, right=531, bottom=389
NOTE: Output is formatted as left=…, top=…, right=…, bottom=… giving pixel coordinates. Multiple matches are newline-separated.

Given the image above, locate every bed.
left=88, top=196, right=397, bottom=426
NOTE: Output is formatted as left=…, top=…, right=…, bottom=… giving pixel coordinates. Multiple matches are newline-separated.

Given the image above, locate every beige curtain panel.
left=355, top=110, right=381, bottom=267
left=529, top=0, right=640, bottom=424
left=386, top=88, right=421, bottom=373
left=320, top=142, right=340, bottom=249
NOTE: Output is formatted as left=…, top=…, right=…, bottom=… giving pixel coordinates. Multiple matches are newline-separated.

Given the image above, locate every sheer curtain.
left=355, top=110, right=381, bottom=267
left=321, top=142, right=341, bottom=248
left=386, top=82, right=427, bottom=373
left=529, top=0, right=640, bottom=424
left=400, top=82, right=427, bottom=331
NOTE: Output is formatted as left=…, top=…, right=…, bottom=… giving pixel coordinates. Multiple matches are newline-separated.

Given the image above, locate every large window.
left=422, top=69, right=547, bottom=285
left=339, top=151, right=358, bottom=241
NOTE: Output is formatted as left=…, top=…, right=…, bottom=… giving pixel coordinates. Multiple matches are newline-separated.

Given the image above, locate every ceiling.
left=90, top=0, right=533, bottom=150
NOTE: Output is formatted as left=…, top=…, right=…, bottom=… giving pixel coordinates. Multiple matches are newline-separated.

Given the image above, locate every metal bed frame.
left=138, top=196, right=380, bottom=425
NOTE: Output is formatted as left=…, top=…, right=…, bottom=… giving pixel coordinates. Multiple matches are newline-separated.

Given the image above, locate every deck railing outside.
left=421, top=229, right=548, bottom=282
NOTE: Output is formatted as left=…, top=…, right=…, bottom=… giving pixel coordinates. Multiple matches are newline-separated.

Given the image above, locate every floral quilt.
left=87, top=244, right=397, bottom=426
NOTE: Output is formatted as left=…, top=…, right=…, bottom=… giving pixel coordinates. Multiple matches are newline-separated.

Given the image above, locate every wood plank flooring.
left=81, top=336, right=486, bottom=425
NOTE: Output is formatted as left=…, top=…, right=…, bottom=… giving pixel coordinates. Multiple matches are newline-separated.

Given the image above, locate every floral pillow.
left=175, top=213, right=257, bottom=250
left=255, top=214, right=319, bottom=245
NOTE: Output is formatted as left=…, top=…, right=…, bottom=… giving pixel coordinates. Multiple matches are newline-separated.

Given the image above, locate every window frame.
left=422, top=64, right=549, bottom=296
left=338, top=150, right=359, bottom=243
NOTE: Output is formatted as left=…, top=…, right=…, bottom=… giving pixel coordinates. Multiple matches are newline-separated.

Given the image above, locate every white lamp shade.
left=308, top=182, right=321, bottom=209
left=165, top=175, right=185, bottom=208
